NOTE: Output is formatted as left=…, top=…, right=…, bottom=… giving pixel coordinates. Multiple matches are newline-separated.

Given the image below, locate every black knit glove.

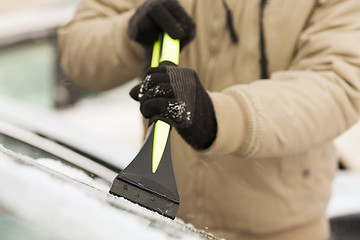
left=130, top=63, right=217, bottom=150
left=128, top=0, right=195, bottom=48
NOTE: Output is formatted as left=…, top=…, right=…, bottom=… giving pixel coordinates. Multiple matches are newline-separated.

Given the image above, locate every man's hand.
left=128, top=0, right=195, bottom=48
left=130, top=64, right=217, bottom=150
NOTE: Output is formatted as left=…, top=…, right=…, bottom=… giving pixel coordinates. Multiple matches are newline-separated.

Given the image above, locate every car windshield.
left=0, top=133, right=63, bottom=161
left=0, top=145, right=217, bottom=240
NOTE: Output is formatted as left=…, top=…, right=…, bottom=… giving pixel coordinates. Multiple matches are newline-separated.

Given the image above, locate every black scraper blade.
left=109, top=122, right=180, bottom=219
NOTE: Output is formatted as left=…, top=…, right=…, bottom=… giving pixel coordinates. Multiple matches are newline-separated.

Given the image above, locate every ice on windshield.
left=0, top=148, right=215, bottom=240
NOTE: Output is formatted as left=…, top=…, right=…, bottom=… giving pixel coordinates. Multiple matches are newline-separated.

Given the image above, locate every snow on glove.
left=128, top=0, right=195, bottom=48
left=130, top=63, right=217, bottom=150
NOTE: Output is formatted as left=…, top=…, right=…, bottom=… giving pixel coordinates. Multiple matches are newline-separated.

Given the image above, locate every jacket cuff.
left=202, top=92, right=249, bottom=155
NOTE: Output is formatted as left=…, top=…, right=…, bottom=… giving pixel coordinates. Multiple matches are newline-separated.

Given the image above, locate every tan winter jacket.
left=58, top=0, right=360, bottom=239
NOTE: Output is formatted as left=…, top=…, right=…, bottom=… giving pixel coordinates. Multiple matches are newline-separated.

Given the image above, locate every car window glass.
left=0, top=132, right=64, bottom=162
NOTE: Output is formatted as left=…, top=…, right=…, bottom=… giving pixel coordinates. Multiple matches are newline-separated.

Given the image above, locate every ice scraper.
left=109, top=34, right=180, bottom=219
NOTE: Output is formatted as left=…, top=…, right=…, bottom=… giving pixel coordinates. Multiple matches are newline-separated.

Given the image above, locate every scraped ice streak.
left=0, top=150, right=205, bottom=240
left=36, top=158, right=109, bottom=192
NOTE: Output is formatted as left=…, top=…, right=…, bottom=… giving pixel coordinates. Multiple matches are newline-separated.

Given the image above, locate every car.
left=1, top=94, right=360, bottom=240
left=0, top=1, right=359, bottom=239
left=0, top=95, right=219, bottom=240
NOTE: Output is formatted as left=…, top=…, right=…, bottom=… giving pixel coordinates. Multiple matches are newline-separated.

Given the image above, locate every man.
left=58, top=0, right=360, bottom=239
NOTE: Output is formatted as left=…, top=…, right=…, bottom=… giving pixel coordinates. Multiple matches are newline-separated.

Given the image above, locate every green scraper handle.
left=150, top=34, right=180, bottom=173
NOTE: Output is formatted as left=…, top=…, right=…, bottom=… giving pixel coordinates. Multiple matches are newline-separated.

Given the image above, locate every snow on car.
left=0, top=146, right=218, bottom=240
left=0, top=95, right=219, bottom=240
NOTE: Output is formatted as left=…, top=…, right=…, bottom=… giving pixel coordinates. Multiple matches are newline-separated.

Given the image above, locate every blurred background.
left=0, top=0, right=144, bottom=147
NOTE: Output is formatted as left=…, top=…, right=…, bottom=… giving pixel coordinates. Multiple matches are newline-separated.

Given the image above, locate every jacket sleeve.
left=58, top=0, right=145, bottom=91
left=206, top=0, right=360, bottom=158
